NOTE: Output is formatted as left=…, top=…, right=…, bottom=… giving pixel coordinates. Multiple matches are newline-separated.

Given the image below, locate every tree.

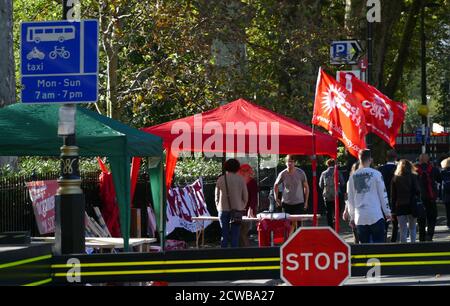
left=0, top=0, right=15, bottom=107
left=10, top=0, right=449, bottom=143
left=0, top=0, right=17, bottom=169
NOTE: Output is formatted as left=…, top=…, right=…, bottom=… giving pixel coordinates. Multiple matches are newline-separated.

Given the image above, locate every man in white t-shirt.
left=347, top=149, right=391, bottom=243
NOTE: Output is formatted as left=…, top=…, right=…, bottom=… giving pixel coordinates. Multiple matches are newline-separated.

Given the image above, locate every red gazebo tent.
left=138, top=98, right=337, bottom=227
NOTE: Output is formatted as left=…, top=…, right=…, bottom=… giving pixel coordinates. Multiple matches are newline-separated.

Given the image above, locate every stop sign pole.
left=281, top=227, right=351, bottom=286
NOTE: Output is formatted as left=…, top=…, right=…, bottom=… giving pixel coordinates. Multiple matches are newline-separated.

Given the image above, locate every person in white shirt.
left=347, top=149, right=392, bottom=243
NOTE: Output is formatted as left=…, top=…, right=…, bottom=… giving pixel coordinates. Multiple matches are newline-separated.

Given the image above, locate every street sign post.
left=280, top=227, right=351, bottom=286
left=21, top=20, right=98, bottom=104
left=358, top=56, right=368, bottom=72
left=330, top=40, right=363, bottom=65
left=336, top=70, right=362, bottom=82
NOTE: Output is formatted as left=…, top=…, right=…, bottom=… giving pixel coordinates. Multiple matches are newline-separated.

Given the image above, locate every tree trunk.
left=100, top=4, right=120, bottom=120
left=105, top=45, right=119, bottom=119
left=0, top=0, right=16, bottom=107
left=0, top=0, right=17, bottom=170
left=384, top=0, right=422, bottom=97
left=373, top=1, right=403, bottom=90
left=344, top=0, right=365, bottom=37
left=370, top=1, right=405, bottom=165
left=277, top=1, right=298, bottom=99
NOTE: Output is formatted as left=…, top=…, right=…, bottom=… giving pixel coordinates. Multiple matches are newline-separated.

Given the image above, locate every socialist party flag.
left=337, top=72, right=407, bottom=147
left=312, top=68, right=368, bottom=158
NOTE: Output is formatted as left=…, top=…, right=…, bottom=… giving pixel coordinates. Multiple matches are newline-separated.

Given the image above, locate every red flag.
left=312, top=68, right=367, bottom=158
left=337, top=72, right=407, bottom=147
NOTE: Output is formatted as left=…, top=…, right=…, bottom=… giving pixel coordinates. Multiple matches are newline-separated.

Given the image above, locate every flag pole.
left=334, top=153, right=339, bottom=233
left=311, top=67, right=322, bottom=227
left=311, top=126, right=318, bottom=227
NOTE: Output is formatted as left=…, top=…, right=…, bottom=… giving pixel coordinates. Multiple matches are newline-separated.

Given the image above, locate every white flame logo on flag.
left=322, top=84, right=362, bottom=134
left=321, top=84, right=363, bottom=130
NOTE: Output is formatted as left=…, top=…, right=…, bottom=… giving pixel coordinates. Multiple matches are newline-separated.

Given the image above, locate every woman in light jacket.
left=215, top=159, right=248, bottom=248
left=390, top=159, right=420, bottom=243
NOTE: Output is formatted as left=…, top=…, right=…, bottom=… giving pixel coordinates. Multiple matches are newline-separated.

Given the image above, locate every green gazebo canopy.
left=0, top=103, right=165, bottom=250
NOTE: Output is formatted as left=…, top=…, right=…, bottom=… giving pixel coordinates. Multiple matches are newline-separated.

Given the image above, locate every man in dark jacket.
left=377, top=150, right=398, bottom=242
left=319, top=159, right=345, bottom=228
left=416, top=153, right=442, bottom=241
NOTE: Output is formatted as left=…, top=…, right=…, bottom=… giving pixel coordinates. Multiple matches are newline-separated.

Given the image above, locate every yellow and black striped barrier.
left=4, top=241, right=450, bottom=285
left=350, top=242, right=450, bottom=276
left=0, top=244, right=53, bottom=286
left=51, top=247, right=280, bottom=284
left=51, top=242, right=450, bottom=284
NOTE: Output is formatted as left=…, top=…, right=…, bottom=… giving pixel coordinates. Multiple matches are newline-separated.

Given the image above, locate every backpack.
left=323, top=172, right=336, bottom=201
left=417, top=163, right=437, bottom=201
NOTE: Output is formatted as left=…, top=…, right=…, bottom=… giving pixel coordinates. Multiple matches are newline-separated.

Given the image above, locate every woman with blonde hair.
left=390, top=159, right=420, bottom=243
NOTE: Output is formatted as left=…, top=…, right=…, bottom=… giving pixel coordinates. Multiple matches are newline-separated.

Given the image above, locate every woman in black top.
left=390, top=159, right=420, bottom=243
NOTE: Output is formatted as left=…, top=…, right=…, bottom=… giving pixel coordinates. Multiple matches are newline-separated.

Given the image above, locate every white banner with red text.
left=166, top=178, right=212, bottom=235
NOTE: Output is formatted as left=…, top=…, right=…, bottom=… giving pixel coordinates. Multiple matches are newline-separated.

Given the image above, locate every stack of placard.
left=85, top=207, right=111, bottom=238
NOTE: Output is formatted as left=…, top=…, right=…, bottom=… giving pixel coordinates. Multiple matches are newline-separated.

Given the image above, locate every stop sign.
left=280, top=227, right=350, bottom=286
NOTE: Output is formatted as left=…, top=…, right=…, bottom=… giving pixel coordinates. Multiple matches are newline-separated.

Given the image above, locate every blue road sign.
left=415, top=127, right=423, bottom=143
left=330, top=40, right=362, bottom=65
left=416, top=126, right=430, bottom=144
left=21, top=20, right=98, bottom=103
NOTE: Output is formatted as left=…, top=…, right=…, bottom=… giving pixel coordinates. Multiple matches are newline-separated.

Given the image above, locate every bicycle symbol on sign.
left=49, top=46, right=70, bottom=59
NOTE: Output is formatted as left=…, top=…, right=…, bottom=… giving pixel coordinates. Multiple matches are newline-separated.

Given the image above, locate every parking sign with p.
left=330, top=40, right=362, bottom=65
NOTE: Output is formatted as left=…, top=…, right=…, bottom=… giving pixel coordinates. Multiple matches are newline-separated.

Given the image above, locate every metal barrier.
left=0, top=243, right=53, bottom=286
left=51, top=247, right=280, bottom=284
left=351, top=242, right=450, bottom=276
left=3, top=241, right=450, bottom=285
left=51, top=242, right=450, bottom=285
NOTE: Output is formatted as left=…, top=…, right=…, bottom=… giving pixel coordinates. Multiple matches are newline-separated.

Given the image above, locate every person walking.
left=238, top=164, right=258, bottom=247
left=274, top=155, right=310, bottom=216
left=440, top=157, right=450, bottom=230
left=319, top=159, right=345, bottom=228
left=347, top=149, right=392, bottom=243
left=390, top=159, right=420, bottom=243
left=343, top=161, right=361, bottom=244
left=416, top=153, right=442, bottom=241
left=377, top=150, right=399, bottom=242
left=215, top=159, right=248, bottom=248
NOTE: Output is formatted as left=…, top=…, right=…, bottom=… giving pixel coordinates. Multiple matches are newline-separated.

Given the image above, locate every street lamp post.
left=54, top=0, right=85, bottom=255
left=366, top=4, right=374, bottom=150
left=420, top=3, right=428, bottom=154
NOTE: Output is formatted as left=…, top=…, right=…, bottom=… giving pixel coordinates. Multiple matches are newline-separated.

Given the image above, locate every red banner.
left=26, top=180, right=58, bottom=235
left=337, top=72, right=407, bottom=147
left=312, top=68, right=367, bottom=158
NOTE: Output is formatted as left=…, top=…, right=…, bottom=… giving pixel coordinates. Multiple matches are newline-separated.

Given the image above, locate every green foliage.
left=174, top=157, right=222, bottom=183
left=12, top=1, right=343, bottom=127
left=12, top=0, right=61, bottom=99
left=10, top=0, right=450, bottom=141
left=0, top=157, right=99, bottom=178
left=393, top=0, right=450, bottom=131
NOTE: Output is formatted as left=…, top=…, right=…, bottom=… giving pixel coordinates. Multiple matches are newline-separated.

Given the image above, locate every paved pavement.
left=170, top=274, right=450, bottom=286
